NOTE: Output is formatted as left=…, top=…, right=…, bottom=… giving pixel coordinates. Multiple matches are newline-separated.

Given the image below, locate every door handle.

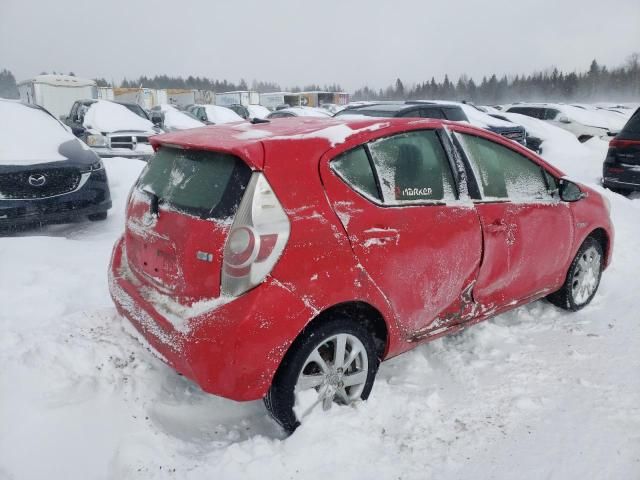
left=486, top=220, right=507, bottom=234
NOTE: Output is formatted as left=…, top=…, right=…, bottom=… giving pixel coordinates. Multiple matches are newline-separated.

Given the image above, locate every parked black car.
left=602, top=108, right=640, bottom=193
left=0, top=100, right=111, bottom=230
left=335, top=101, right=529, bottom=148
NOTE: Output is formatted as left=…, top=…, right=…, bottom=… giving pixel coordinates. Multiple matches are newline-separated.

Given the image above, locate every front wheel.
left=264, top=318, right=379, bottom=433
left=547, top=236, right=603, bottom=311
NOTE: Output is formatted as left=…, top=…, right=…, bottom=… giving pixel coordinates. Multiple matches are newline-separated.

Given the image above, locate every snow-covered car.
left=64, top=100, right=159, bottom=160
left=336, top=101, right=529, bottom=148
left=0, top=100, right=111, bottom=229
left=227, top=103, right=271, bottom=120
left=189, top=104, right=244, bottom=124
left=506, top=103, right=626, bottom=142
left=149, top=104, right=204, bottom=131
left=266, top=106, right=340, bottom=118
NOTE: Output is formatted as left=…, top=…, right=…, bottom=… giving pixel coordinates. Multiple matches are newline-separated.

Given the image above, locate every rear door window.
left=137, top=147, right=252, bottom=219
left=456, top=133, right=551, bottom=201
left=368, top=130, right=456, bottom=203
left=442, top=107, right=467, bottom=121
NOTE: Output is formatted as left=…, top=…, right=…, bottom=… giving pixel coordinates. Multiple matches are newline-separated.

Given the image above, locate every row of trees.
left=354, top=55, right=640, bottom=103
left=2, top=54, right=638, bottom=103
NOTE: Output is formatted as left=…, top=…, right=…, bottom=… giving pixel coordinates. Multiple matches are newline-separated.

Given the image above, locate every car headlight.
left=86, top=134, right=107, bottom=147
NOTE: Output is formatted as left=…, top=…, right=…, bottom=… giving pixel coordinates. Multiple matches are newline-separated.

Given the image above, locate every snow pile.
left=83, top=100, right=154, bottom=132
left=0, top=100, right=83, bottom=164
left=202, top=105, right=243, bottom=124
left=1, top=118, right=640, bottom=479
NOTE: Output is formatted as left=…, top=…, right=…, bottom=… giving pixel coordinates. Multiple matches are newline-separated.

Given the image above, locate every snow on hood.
left=202, top=105, right=243, bottom=124
left=458, top=104, right=516, bottom=129
left=0, top=100, right=87, bottom=165
left=83, top=100, right=154, bottom=133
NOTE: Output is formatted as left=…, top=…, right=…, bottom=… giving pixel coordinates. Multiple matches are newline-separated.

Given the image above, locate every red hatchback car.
left=109, top=117, right=613, bottom=431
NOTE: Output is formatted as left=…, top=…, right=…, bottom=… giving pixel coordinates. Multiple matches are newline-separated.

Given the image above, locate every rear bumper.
left=108, top=236, right=314, bottom=401
left=602, top=170, right=640, bottom=191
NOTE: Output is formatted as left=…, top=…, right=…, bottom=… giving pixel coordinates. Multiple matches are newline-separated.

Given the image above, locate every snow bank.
left=247, top=104, right=270, bottom=119
left=0, top=100, right=84, bottom=164
left=83, top=100, right=154, bottom=132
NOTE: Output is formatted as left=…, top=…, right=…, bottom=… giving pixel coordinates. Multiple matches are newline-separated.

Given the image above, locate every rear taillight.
left=606, top=166, right=625, bottom=173
left=221, top=172, right=290, bottom=297
left=609, top=139, right=640, bottom=148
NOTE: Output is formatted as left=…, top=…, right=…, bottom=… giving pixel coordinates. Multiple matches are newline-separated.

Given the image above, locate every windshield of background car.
left=137, top=147, right=252, bottom=219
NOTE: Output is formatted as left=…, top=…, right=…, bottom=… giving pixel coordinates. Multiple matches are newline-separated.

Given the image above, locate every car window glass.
left=456, top=133, right=550, bottom=201
left=420, top=108, right=445, bottom=119
left=331, top=146, right=381, bottom=201
left=398, top=109, right=420, bottom=118
left=545, top=109, right=561, bottom=120
left=368, top=130, right=456, bottom=204
left=620, top=109, right=640, bottom=136
left=442, top=107, right=467, bottom=121
left=70, top=103, right=79, bottom=120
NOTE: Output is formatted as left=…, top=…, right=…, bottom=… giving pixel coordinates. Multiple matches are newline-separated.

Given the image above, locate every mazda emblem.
left=28, top=174, right=47, bottom=187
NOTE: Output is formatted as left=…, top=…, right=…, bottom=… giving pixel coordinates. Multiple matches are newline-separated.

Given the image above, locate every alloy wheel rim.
left=295, top=333, right=368, bottom=420
left=571, top=246, right=602, bottom=305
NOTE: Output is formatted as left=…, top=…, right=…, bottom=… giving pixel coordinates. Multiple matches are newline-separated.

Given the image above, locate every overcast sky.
left=1, top=0, right=638, bottom=91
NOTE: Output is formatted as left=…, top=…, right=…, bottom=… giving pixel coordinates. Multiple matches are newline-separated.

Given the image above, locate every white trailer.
left=97, top=87, right=114, bottom=101
left=114, top=88, right=167, bottom=110
left=18, top=75, right=97, bottom=119
left=167, top=89, right=214, bottom=107
left=215, top=91, right=260, bottom=107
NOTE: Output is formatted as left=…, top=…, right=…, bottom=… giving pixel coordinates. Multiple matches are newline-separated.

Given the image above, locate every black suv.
left=0, top=100, right=111, bottom=230
left=336, top=101, right=529, bottom=148
left=602, top=108, right=640, bottom=193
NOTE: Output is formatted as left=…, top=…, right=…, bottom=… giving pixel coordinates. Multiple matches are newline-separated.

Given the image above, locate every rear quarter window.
left=331, top=146, right=381, bottom=201
left=137, top=147, right=252, bottom=219
left=620, top=109, right=640, bottom=136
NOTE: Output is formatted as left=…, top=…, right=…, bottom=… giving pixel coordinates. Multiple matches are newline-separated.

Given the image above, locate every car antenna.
left=250, top=117, right=270, bottom=124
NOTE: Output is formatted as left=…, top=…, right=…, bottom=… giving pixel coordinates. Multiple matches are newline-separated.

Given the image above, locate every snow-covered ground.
left=1, top=124, right=639, bottom=479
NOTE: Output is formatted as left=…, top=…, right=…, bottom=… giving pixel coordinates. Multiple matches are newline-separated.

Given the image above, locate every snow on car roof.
left=83, top=100, right=154, bottom=133
left=0, top=100, right=86, bottom=165
left=201, top=105, right=244, bottom=124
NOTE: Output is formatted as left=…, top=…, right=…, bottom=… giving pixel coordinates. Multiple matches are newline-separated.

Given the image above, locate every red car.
left=109, top=117, right=613, bottom=431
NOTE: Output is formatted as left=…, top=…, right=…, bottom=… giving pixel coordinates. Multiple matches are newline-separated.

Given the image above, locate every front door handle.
left=486, top=220, right=507, bottom=234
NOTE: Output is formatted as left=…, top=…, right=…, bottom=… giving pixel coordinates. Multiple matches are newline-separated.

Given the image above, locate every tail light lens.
left=221, top=172, right=290, bottom=297
left=609, top=139, right=640, bottom=148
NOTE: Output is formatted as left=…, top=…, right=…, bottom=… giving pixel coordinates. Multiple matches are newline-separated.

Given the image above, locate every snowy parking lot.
left=1, top=125, right=640, bottom=479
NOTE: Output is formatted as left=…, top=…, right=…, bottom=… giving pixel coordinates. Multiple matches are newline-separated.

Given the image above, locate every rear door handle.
left=486, top=220, right=507, bottom=234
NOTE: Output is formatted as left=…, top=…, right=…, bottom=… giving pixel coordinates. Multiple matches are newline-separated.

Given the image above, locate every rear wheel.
left=264, top=318, right=379, bottom=433
left=548, top=236, right=603, bottom=311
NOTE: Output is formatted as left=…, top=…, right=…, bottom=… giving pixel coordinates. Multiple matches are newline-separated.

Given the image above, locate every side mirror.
left=71, top=126, right=85, bottom=137
left=560, top=179, right=586, bottom=202
left=558, top=114, right=571, bottom=124
left=199, top=115, right=207, bottom=122
left=151, top=115, right=163, bottom=127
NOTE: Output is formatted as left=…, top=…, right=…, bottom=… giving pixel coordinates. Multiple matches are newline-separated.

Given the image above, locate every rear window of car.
left=620, top=109, right=640, bottom=137
left=336, top=109, right=398, bottom=118
left=137, top=147, right=252, bottom=219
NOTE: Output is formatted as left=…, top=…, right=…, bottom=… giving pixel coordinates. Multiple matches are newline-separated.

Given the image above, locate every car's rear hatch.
left=124, top=145, right=253, bottom=303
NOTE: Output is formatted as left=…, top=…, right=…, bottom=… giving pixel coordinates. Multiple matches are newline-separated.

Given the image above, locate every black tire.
left=264, top=318, right=379, bottom=433
left=547, top=236, right=603, bottom=311
left=88, top=211, right=108, bottom=221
